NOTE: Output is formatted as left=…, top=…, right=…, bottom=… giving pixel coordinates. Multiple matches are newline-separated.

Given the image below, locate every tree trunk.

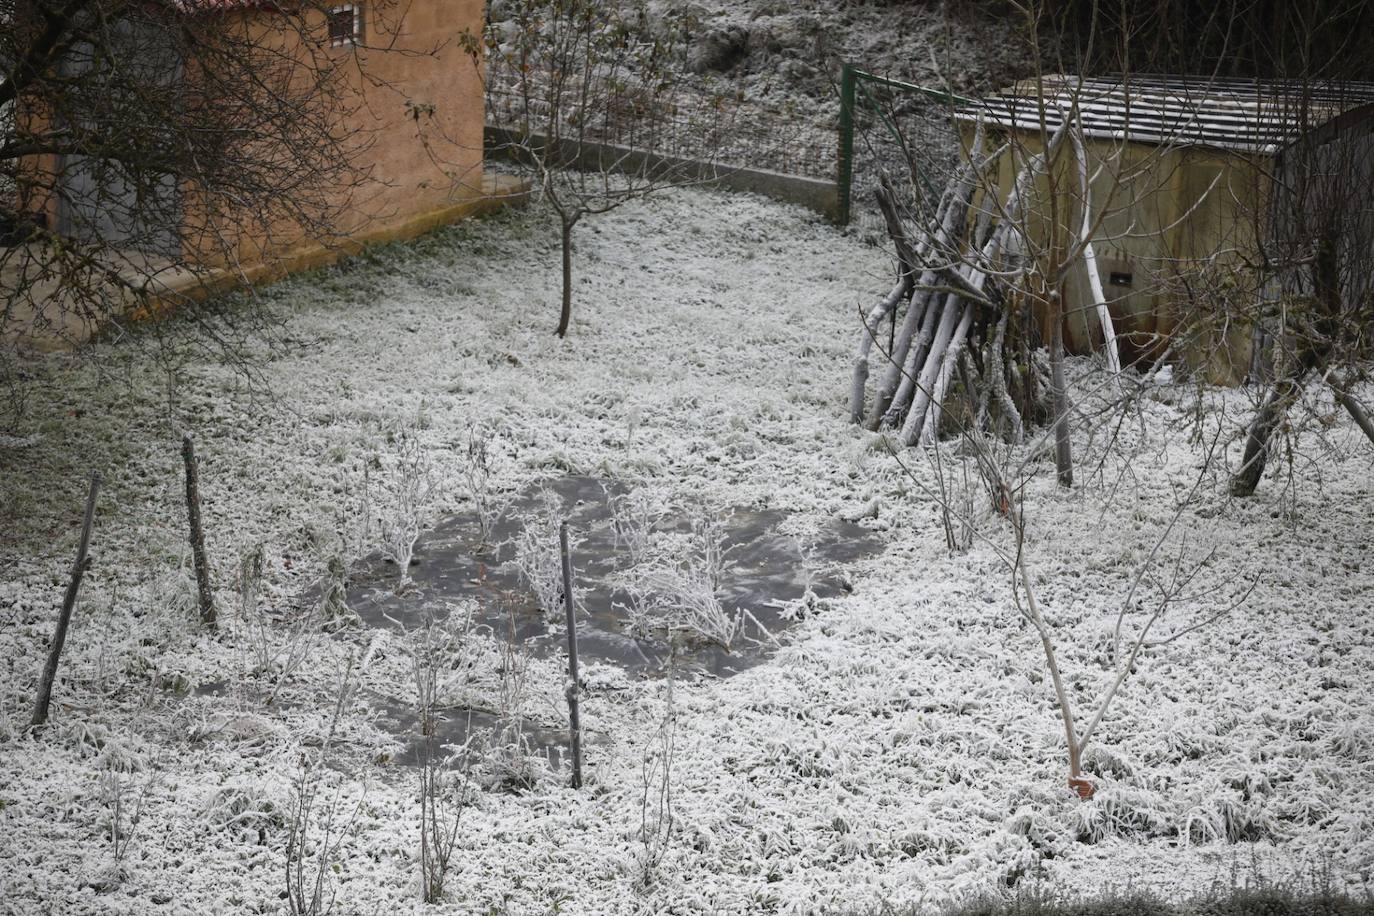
left=1231, top=368, right=1307, bottom=496
left=1332, top=380, right=1374, bottom=447
left=555, top=215, right=579, bottom=338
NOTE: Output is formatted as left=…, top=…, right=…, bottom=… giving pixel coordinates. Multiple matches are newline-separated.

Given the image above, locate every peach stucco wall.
left=203, top=0, right=487, bottom=268
left=329, top=0, right=487, bottom=234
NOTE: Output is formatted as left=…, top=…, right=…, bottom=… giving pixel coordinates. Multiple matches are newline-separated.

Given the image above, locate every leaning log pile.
left=849, top=116, right=1121, bottom=448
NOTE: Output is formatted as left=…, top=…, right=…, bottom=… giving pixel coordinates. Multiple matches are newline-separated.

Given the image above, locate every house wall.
left=18, top=1, right=485, bottom=272
left=186, top=0, right=486, bottom=270
left=964, top=123, right=1269, bottom=384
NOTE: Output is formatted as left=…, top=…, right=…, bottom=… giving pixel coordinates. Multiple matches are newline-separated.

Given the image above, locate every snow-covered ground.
left=1, top=188, right=1371, bottom=915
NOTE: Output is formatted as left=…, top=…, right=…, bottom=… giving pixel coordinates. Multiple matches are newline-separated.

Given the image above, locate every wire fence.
left=838, top=66, right=967, bottom=227
left=485, top=68, right=837, bottom=182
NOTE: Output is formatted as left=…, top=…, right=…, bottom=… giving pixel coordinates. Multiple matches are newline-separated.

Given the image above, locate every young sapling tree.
left=487, top=0, right=741, bottom=336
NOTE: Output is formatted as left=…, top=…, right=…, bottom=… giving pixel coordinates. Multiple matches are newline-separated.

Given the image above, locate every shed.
left=954, top=74, right=1374, bottom=382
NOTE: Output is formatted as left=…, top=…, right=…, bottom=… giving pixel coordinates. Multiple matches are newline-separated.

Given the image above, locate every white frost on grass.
left=0, top=187, right=1371, bottom=915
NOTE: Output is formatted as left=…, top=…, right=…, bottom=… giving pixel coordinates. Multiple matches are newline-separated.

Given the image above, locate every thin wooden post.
left=837, top=63, right=856, bottom=226
left=31, top=471, right=101, bottom=729
left=181, top=433, right=215, bottom=628
left=559, top=522, right=583, bottom=789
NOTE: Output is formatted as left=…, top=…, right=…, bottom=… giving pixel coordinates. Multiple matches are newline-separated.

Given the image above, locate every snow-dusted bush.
left=285, top=660, right=359, bottom=916
left=379, top=428, right=437, bottom=593
left=95, top=769, right=155, bottom=889
left=627, top=510, right=749, bottom=649
left=460, top=421, right=505, bottom=552
left=511, top=489, right=578, bottom=622
left=410, top=605, right=475, bottom=904
left=636, top=681, right=677, bottom=888
left=609, top=487, right=670, bottom=567
left=203, top=781, right=286, bottom=844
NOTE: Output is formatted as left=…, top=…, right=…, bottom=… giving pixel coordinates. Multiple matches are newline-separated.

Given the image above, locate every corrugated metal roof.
left=955, top=74, right=1374, bottom=155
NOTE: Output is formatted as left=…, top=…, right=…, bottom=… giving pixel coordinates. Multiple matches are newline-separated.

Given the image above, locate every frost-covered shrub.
left=635, top=685, right=676, bottom=889
left=314, top=552, right=358, bottom=633
left=460, top=421, right=505, bottom=551
left=100, top=770, right=155, bottom=881
left=634, top=560, right=740, bottom=649
left=203, top=782, right=286, bottom=843
left=619, top=509, right=746, bottom=649
left=510, top=489, right=577, bottom=622
left=379, top=429, right=437, bottom=592
left=478, top=619, right=540, bottom=791
left=152, top=555, right=199, bottom=635
left=410, top=606, right=476, bottom=904
left=609, top=487, right=670, bottom=567
left=62, top=722, right=147, bottom=773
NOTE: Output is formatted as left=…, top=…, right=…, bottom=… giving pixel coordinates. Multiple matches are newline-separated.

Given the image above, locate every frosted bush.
left=203, top=782, right=286, bottom=843
left=609, top=487, right=670, bottom=567
left=379, top=428, right=436, bottom=592
left=510, top=490, right=580, bottom=623
left=482, top=626, right=540, bottom=791
left=619, top=509, right=747, bottom=649
left=460, top=421, right=505, bottom=551
left=634, top=561, right=740, bottom=650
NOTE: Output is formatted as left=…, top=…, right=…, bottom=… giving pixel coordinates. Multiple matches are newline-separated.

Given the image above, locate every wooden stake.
left=31, top=471, right=100, bottom=729
left=182, top=433, right=215, bottom=628
left=559, top=521, right=583, bottom=789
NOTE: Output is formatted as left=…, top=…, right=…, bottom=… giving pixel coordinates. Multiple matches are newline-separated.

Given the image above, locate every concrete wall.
left=485, top=125, right=842, bottom=222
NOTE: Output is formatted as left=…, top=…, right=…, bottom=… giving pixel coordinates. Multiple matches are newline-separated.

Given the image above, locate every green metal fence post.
left=837, top=62, right=856, bottom=226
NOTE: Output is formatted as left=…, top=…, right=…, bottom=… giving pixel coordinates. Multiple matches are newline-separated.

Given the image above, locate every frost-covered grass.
left=0, top=187, right=1372, bottom=915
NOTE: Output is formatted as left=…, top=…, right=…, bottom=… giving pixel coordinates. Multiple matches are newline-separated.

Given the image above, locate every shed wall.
left=963, top=123, right=1268, bottom=383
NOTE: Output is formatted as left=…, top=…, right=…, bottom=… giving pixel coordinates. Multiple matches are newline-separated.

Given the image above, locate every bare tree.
left=485, top=0, right=741, bottom=337
left=886, top=425, right=1254, bottom=796
left=844, top=0, right=1277, bottom=796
